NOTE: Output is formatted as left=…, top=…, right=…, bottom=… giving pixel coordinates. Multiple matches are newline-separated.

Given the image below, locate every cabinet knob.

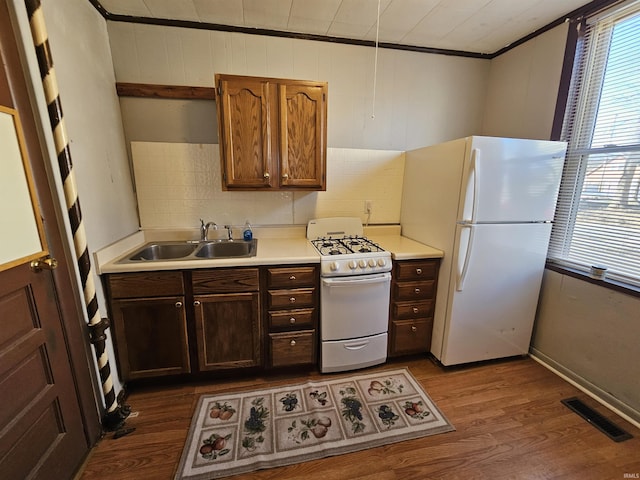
left=413, top=307, right=419, bottom=314
left=290, top=317, right=296, bottom=324
left=414, top=288, right=421, bottom=294
left=289, top=297, right=296, bottom=303
left=263, top=172, right=270, bottom=179
left=290, top=340, right=296, bottom=346
left=289, top=275, right=296, bottom=280
left=175, top=301, right=183, bottom=308
left=282, top=173, right=289, bottom=180
left=193, top=300, right=201, bottom=306
left=411, top=325, right=418, bottom=333
left=416, top=268, right=422, bottom=275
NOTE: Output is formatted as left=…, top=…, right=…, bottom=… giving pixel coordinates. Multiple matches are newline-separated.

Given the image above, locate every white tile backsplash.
left=132, top=142, right=404, bottom=229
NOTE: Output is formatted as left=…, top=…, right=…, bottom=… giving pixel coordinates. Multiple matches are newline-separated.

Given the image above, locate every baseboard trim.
left=529, top=349, right=640, bottom=430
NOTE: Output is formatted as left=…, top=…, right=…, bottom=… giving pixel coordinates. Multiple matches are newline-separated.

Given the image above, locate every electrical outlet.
left=364, top=200, right=373, bottom=214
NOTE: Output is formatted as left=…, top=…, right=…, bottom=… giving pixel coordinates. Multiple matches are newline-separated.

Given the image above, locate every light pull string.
left=371, top=0, right=381, bottom=119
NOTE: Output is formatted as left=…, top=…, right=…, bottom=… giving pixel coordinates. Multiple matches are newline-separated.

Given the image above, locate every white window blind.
left=549, top=1, right=640, bottom=287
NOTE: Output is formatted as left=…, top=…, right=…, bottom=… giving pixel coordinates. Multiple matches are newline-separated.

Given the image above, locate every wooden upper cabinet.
left=216, top=74, right=327, bottom=191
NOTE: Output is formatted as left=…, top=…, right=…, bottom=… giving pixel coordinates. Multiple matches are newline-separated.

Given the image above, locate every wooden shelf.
left=116, top=82, right=216, bottom=100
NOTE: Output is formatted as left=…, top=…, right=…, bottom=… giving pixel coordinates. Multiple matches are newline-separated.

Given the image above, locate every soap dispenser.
left=243, top=221, right=253, bottom=241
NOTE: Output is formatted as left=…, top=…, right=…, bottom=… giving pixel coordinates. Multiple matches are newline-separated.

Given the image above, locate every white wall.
left=10, top=0, right=139, bottom=402
left=107, top=22, right=490, bottom=152
left=482, top=23, right=568, bottom=140
left=482, top=23, right=640, bottom=422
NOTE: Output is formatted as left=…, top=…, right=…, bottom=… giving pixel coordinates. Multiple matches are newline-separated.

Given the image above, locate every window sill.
left=545, top=262, right=640, bottom=299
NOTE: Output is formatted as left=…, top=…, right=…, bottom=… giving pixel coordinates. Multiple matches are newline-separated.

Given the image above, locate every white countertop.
left=95, top=225, right=443, bottom=274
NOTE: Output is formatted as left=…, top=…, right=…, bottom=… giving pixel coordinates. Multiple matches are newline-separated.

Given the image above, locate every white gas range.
left=307, top=217, right=392, bottom=373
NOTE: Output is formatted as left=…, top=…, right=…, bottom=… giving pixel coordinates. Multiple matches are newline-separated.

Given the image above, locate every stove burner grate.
left=311, top=236, right=384, bottom=256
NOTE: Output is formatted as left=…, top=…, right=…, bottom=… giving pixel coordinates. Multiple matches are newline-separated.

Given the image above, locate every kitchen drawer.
left=269, top=330, right=316, bottom=367
left=393, top=281, right=435, bottom=301
left=108, top=271, right=184, bottom=298
left=390, top=318, right=432, bottom=355
left=192, top=268, right=259, bottom=293
left=392, top=300, right=433, bottom=320
left=395, top=260, right=438, bottom=281
left=268, top=308, right=316, bottom=330
left=268, top=288, right=316, bottom=309
left=267, top=266, right=317, bottom=289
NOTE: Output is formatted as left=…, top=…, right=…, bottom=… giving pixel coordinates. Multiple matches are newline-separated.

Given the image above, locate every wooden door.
left=278, top=81, right=327, bottom=189
left=0, top=5, right=98, bottom=479
left=217, top=76, right=276, bottom=189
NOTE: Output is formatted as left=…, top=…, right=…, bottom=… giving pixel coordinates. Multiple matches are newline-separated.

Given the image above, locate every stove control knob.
left=377, top=258, right=387, bottom=267
left=348, top=260, right=358, bottom=269
left=368, top=259, right=376, bottom=267
left=330, top=261, right=339, bottom=271
left=358, top=259, right=367, bottom=268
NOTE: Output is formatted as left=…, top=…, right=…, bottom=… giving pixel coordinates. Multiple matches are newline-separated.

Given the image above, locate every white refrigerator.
left=400, top=136, right=567, bottom=366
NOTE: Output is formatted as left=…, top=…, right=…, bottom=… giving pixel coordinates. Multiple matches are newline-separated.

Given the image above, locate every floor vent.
left=561, top=397, right=633, bottom=442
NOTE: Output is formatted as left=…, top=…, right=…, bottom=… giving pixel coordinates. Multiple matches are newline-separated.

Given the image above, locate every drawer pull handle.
left=193, top=300, right=201, bottom=306
left=290, top=317, right=296, bottom=324
left=289, top=275, right=296, bottom=280
left=413, top=307, right=419, bottom=314
left=175, top=301, right=183, bottom=308
left=289, top=297, right=296, bottom=303
left=416, top=268, right=422, bottom=275
left=290, top=340, right=296, bottom=346
left=411, top=325, right=418, bottom=332
left=414, top=288, right=421, bottom=294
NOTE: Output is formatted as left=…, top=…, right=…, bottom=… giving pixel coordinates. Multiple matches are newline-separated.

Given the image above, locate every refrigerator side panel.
left=440, top=223, right=552, bottom=366
left=458, top=136, right=566, bottom=223
left=400, top=137, right=468, bottom=359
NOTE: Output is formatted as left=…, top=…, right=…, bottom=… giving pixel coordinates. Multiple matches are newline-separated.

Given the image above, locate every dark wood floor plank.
left=77, top=356, right=640, bottom=480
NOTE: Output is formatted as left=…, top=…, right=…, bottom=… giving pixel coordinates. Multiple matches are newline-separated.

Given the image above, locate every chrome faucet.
left=224, top=225, right=233, bottom=241
left=200, top=219, right=217, bottom=241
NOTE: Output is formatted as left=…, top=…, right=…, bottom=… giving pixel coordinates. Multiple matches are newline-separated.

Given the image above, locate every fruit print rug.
left=174, top=368, right=454, bottom=479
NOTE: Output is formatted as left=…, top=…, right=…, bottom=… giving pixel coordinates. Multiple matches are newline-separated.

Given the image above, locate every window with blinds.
left=549, top=1, right=640, bottom=287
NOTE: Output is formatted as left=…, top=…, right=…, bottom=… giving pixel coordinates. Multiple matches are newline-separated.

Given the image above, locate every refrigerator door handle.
left=456, top=224, right=474, bottom=292
left=470, top=148, right=479, bottom=223
left=462, top=148, right=479, bottom=223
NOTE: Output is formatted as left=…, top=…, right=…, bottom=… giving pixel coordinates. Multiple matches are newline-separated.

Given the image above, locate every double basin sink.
left=119, top=239, right=258, bottom=263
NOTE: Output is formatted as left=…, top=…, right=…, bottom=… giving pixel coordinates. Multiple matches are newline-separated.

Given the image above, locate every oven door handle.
left=322, top=273, right=390, bottom=287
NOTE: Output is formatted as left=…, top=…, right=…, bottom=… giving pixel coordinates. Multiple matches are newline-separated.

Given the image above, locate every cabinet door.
left=278, top=82, right=327, bottom=189
left=111, top=296, right=190, bottom=380
left=194, top=293, right=261, bottom=370
left=217, top=77, right=276, bottom=189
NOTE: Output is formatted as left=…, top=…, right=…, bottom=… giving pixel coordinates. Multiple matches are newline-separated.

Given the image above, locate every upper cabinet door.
left=279, top=82, right=327, bottom=190
left=217, top=77, right=275, bottom=189
left=216, top=74, right=327, bottom=191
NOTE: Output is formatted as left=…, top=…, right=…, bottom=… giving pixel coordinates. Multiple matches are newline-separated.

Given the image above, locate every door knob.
left=30, top=256, right=58, bottom=272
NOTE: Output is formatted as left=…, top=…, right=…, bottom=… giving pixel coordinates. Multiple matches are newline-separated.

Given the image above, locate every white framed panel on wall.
left=0, top=105, right=47, bottom=271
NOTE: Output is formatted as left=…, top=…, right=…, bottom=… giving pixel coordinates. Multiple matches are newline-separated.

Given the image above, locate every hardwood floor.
left=77, top=356, right=640, bottom=480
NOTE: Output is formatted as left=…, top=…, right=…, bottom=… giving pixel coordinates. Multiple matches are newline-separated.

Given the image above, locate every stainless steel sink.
left=194, top=239, right=257, bottom=258
left=126, top=242, right=197, bottom=261
left=119, top=239, right=257, bottom=263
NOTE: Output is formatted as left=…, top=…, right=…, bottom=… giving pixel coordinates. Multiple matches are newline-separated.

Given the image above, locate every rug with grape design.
left=174, top=367, right=454, bottom=479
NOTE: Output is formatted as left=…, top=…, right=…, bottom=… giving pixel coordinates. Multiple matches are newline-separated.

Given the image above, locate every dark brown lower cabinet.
left=111, top=296, right=191, bottom=379
left=106, top=265, right=321, bottom=381
left=388, top=259, right=440, bottom=357
left=191, top=268, right=262, bottom=371
left=107, top=271, right=190, bottom=381
left=193, top=292, right=261, bottom=370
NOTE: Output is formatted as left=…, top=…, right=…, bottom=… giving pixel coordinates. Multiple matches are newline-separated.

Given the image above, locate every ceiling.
left=95, top=0, right=594, bottom=55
